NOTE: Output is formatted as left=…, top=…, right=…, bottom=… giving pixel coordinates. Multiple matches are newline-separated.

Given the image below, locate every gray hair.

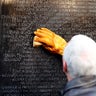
left=63, top=34, right=96, bottom=78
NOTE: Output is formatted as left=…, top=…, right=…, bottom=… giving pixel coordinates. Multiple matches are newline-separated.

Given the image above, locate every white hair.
left=63, top=34, right=96, bottom=78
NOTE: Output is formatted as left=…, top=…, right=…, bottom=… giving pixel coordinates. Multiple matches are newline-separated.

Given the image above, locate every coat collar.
left=62, top=76, right=96, bottom=94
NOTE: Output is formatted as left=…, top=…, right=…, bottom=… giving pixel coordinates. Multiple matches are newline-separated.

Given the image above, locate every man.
left=33, top=28, right=96, bottom=96
left=61, top=34, right=96, bottom=96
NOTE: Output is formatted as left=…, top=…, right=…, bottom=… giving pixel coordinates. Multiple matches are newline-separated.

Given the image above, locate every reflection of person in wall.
left=33, top=28, right=96, bottom=96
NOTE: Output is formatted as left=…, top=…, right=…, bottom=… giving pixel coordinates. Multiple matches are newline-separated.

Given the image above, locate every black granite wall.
left=0, top=0, right=96, bottom=96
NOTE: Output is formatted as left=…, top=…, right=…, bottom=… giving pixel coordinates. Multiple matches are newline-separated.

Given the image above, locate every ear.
left=63, top=60, right=67, bottom=73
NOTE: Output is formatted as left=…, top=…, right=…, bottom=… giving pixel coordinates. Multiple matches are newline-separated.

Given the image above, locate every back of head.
left=63, top=34, right=96, bottom=78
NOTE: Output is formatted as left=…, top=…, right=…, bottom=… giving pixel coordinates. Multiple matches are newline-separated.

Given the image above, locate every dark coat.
left=60, top=76, right=96, bottom=96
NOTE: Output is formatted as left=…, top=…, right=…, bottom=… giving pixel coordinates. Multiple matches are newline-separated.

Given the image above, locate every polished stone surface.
left=0, top=0, right=96, bottom=96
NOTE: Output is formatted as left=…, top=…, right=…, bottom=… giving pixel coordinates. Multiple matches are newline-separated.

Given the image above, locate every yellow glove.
left=33, top=28, right=67, bottom=55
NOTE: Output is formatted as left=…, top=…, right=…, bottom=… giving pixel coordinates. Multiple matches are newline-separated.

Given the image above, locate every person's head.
left=63, top=34, right=96, bottom=81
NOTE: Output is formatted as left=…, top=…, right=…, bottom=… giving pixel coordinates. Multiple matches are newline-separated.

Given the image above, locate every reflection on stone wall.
left=0, top=0, right=96, bottom=96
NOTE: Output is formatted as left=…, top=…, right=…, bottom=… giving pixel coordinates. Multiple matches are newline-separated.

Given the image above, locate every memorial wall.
left=0, top=0, right=96, bottom=96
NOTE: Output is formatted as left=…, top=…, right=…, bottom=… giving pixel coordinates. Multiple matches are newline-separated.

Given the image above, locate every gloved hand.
left=33, top=28, right=67, bottom=55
